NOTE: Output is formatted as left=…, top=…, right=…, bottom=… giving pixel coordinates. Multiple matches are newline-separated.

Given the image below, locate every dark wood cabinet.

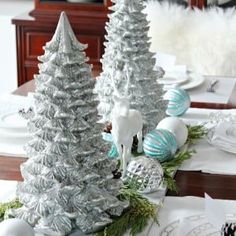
left=12, top=0, right=111, bottom=86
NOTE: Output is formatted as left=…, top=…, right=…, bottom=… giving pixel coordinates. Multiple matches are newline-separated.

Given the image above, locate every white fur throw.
left=144, top=2, right=236, bottom=76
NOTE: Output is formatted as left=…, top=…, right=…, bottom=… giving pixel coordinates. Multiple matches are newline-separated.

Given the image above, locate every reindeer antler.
left=110, top=65, right=131, bottom=98
left=110, top=70, right=120, bottom=96
left=124, top=65, right=131, bottom=97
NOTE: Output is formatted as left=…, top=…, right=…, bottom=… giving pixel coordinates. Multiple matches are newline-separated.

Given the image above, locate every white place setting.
left=208, top=122, right=236, bottom=154
left=188, top=76, right=236, bottom=104
left=154, top=52, right=206, bottom=91
left=178, top=108, right=236, bottom=175
left=154, top=53, right=236, bottom=105
left=0, top=94, right=33, bottom=157
left=147, top=195, right=236, bottom=236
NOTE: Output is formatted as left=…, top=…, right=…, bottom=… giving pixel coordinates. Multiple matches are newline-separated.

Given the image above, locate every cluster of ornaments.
left=125, top=85, right=191, bottom=194
left=126, top=116, right=189, bottom=194
left=143, top=117, right=188, bottom=161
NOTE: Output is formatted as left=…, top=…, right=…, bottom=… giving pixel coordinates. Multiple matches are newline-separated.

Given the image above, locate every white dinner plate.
left=0, top=111, right=28, bottom=131
left=180, top=73, right=205, bottom=90
left=0, top=128, right=30, bottom=139
left=163, top=73, right=205, bottom=91
left=160, top=214, right=236, bottom=236
left=158, top=72, right=189, bottom=85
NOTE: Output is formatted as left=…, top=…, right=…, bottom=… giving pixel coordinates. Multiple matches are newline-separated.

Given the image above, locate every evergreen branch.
left=0, top=199, right=22, bottom=222
left=162, top=150, right=195, bottom=172
left=163, top=170, right=178, bottom=193
left=95, top=183, right=159, bottom=236
left=186, top=125, right=208, bottom=145
left=162, top=150, right=195, bottom=192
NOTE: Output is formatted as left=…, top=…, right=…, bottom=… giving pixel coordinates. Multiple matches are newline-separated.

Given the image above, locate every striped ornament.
left=143, top=129, right=177, bottom=162
left=163, top=87, right=190, bottom=116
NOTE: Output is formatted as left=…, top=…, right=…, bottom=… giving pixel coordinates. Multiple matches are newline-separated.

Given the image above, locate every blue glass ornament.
left=102, top=132, right=113, bottom=142
left=143, top=129, right=177, bottom=162
left=163, top=87, right=190, bottom=116
left=102, top=132, right=119, bottom=158
left=108, top=143, right=119, bottom=158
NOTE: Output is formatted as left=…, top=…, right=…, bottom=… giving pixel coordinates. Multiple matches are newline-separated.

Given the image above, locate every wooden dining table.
left=1, top=78, right=236, bottom=200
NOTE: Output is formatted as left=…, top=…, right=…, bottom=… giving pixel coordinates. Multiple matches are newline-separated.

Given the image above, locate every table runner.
left=179, top=138, right=236, bottom=174
left=0, top=180, right=17, bottom=203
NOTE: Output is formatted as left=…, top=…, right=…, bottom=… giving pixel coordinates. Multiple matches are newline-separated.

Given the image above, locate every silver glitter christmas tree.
left=94, top=0, right=167, bottom=133
left=8, top=12, right=128, bottom=235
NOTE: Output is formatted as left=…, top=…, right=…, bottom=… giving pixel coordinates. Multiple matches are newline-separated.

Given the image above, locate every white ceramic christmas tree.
left=7, top=12, right=128, bottom=235
left=94, top=0, right=167, bottom=133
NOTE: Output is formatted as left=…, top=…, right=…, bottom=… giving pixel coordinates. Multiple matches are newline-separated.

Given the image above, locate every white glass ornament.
left=156, top=117, right=188, bottom=148
left=163, top=87, right=190, bottom=116
left=143, top=129, right=177, bottom=162
left=0, top=218, right=34, bottom=236
left=125, top=156, right=163, bottom=193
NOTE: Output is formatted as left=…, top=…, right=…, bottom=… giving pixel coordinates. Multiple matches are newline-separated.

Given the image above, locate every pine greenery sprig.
left=95, top=182, right=159, bottom=236
left=162, top=150, right=195, bottom=192
left=186, top=125, right=208, bottom=145
left=161, top=124, right=206, bottom=192
left=0, top=199, right=22, bottom=222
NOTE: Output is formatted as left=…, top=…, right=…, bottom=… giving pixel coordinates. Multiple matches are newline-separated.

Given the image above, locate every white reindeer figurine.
left=111, top=79, right=143, bottom=178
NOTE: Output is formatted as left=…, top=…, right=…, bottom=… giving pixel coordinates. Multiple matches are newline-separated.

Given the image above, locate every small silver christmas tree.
left=8, top=12, right=128, bottom=235
left=94, top=0, right=167, bottom=133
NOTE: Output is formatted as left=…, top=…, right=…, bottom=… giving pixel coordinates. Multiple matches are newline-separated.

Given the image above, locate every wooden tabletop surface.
left=3, top=78, right=236, bottom=200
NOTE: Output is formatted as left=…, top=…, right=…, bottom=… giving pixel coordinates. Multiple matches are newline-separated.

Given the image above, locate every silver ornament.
left=125, top=155, right=164, bottom=193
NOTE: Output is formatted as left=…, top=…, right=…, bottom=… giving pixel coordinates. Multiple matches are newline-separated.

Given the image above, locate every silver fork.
left=207, top=79, right=218, bottom=92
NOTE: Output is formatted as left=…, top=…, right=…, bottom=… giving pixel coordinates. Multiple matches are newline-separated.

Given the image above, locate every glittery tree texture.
left=7, top=12, right=128, bottom=235
left=94, top=0, right=167, bottom=133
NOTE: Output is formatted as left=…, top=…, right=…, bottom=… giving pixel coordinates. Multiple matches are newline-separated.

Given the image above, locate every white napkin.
left=154, top=52, right=187, bottom=81
left=211, top=122, right=236, bottom=154
left=148, top=196, right=236, bottom=236
left=179, top=108, right=236, bottom=175
left=181, top=107, right=236, bottom=126
left=179, top=137, right=236, bottom=175
left=163, top=65, right=187, bottom=81
left=189, top=76, right=236, bottom=104
left=154, top=52, right=176, bottom=71
left=204, top=193, right=226, bottom=230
